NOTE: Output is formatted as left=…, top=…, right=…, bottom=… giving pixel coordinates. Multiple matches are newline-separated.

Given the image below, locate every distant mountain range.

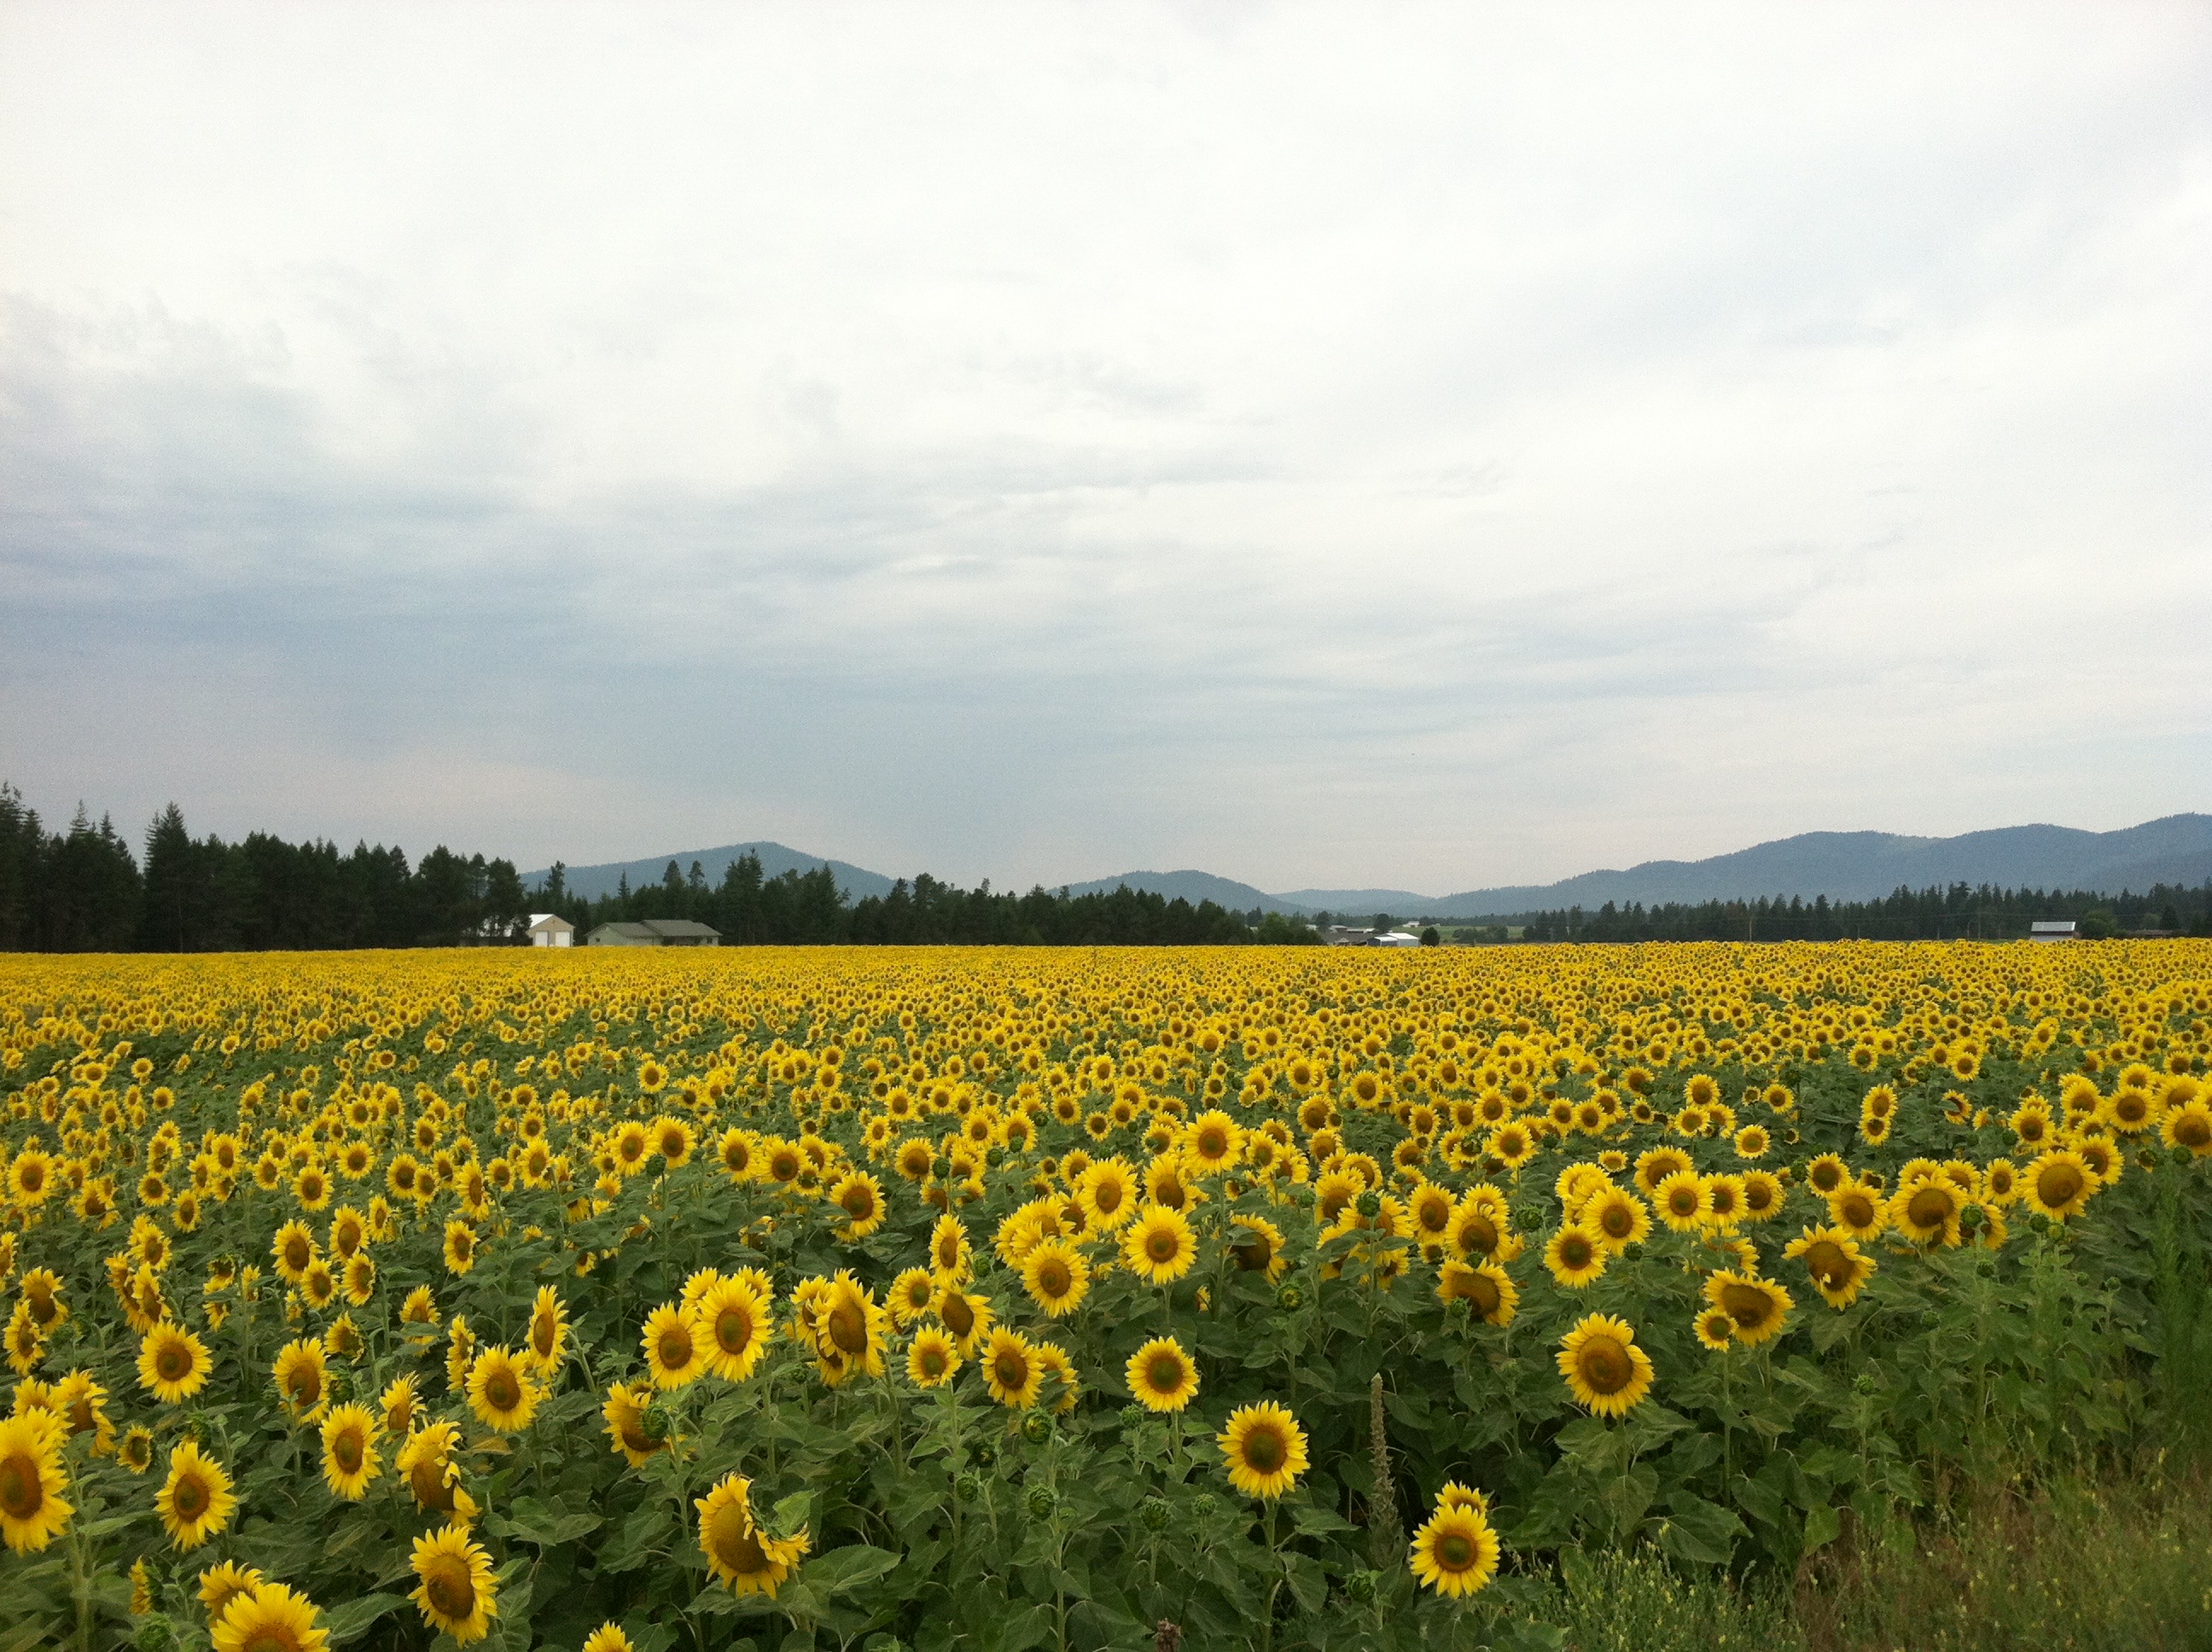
left=527, top=841, right=897, bottom=903
left=532, top=814, right=2212, bottom=920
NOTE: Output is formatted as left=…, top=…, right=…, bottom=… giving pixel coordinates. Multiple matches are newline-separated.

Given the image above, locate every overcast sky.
left=3, top=3, right=2206, bottom=896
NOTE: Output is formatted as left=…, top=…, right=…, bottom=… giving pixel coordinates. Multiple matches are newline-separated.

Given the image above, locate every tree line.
left=534, top=858, right=1323, bottom=947
left=0, top=786, right=1321, bottom=951
left=1509, top=881, right=2212, bottom=944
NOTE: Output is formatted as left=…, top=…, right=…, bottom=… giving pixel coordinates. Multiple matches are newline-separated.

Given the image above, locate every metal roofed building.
left=585, top=919, right=722, bottom=947
left=2029, top=920, right=2077, bottom=943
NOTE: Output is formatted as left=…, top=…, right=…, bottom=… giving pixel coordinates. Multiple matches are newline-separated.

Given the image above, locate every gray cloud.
left=2, top=3, right=2207, bottom=892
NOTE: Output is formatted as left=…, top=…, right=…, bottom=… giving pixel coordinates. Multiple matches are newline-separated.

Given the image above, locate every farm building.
left=1371, top=930, right=1423, bottom=948
left=2029, top=920, right=2078, bottom=943
left=526, top=914, right=575, bottom=947
left=585, top=919, right=722, bottom=947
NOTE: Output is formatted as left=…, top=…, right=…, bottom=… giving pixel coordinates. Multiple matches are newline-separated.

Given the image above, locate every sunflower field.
left=2, top=940, right=2210, bottom=1652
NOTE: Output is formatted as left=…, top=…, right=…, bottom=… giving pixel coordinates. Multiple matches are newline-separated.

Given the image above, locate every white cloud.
left=2, top=2, right=2207, bottom=892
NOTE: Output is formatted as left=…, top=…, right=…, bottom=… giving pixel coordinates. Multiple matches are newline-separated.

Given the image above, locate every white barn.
left=527, top=914, right=576, bottom=948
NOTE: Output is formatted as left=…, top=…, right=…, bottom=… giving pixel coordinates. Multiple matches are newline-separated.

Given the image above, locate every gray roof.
left=590, top=919, right=722, bottom=939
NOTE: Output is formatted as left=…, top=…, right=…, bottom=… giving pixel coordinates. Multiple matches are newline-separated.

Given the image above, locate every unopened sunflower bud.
left=1354, top=1191, right=1382, bottom=1221
left=955, top=1471, right=983, bottom=1504
left=1026, top=1484, right=1058, bottom=1520
left=1276, top=1283, right=1305, bottom=1311
left=1346, top=1570, right=1378, bottom=1605
left=1959, top=1206, right=1982, bottom=1231
left=1192, top=1492, right=1219, bottom=1520
left=641, top=1399, right=671, bottom=1441
left=1138, top=1495, right=1171, bottom=1533
left=1021, top=1411, right=1052, bottom=1446
left=134, top=1616, right=177, bottom=1652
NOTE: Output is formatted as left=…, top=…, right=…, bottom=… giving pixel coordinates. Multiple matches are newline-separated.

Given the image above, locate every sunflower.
left=400, top=1284, right=439, bottom=1329
left=197, top=1560, right=265, bottom=1624
left=1634, top=1146, right=1693, bottom=1195
left=642, top=1303, right=707, bottom=1390
left=157, top=1438, right=237, bottom=1550
left=907, top=1327, right=961, bottom=1388
left=305, top=1400, right=380, bottom=1501
left=467, top=1347, right=537, bottom=1434
left=698, top=1277, right=771, bottom=1382
left=380, top=1374, right=419, bottom=1435
left=1784, top=1225, right=1877, bottom=1308
left=2023, top=1149, right=2098, bottom=1221
left=1219, top=1401, right=1308, bottom=1499
left=523, top=1286, right=568, bottom=1371
left=119, top=1425, right=154, bottom=1474
left=1557, top=1313, right=1654, bottom=1417
left=1437, top=1259, right=1518, bottom=1325
left=2162, top=1100, right=2212, bottom=1158
left=1409, top=1499, right=1499, bottom=1597
left=814, top=1272, right=888, bottom=1376
left=1803, top=1153, right=1850, bottom=1196
left=1694, top=1306, right=1738, bottom=1350
left=696, top=1471, right=810, bottom=1597
left=1076, top=1158, right=1138, bottom=1230
left=1126, top=1336, right=1200, bottom=1412
left=272, top=1338, right=328, bottom=1416
left=1022, top=1241, right=1091, bottom=1318
left=933, top=1285, right=995, bottom=1357
left=1703, top=1174, right=1748, bottom=1229
left=398, top=1419, right=473, bottom=1519
left=1654, top=1171, right=1711, bottom=1232
left=138, top=1320, right=211, bottom=1404
left=1124, top=1204, right=1196, bottom=1284
left=271, top=1219, right=317, bottom=1284
left=982, top=1329, right=1044, bottom=1410
left=602, top=1381, right=665, bottom=1467
left=1584, top=1188, right=1650, bottom=1253
left=0, top=1412, right=70, bottom=1552
left=1182, top=1109, right=1243, bottom=1175
left=442, top=1221, right=477, bottom=1276
left=1888, top=1180, right=1963, bottom=1248
left=212, top=1582, right=329, bottom=1652
left=1543, top=1224, right=1607, bottom=1288
left=410, top=1524, right=498, bottom=1644
left=1703, top=1271, right=1793, bottom=1347
left=1739, top=1170, right=1785, bottom=1223
left=830, top=1170, right=887, bottom=1239
left=888, top=1268, right=938, bottom=1329
left=928, top=1213, right=973, bottom=1281
left=1826, top=1184, right=1886, bottom=1241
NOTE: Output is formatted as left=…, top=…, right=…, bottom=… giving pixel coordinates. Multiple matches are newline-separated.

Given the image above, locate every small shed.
left=2029, top=920, right=2077, bottom=944
left=1371, top=930, right=1423, bottom=948
left=585, top=919, right=723, bottom=948
left=527, top=914, right=575, bottom=948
